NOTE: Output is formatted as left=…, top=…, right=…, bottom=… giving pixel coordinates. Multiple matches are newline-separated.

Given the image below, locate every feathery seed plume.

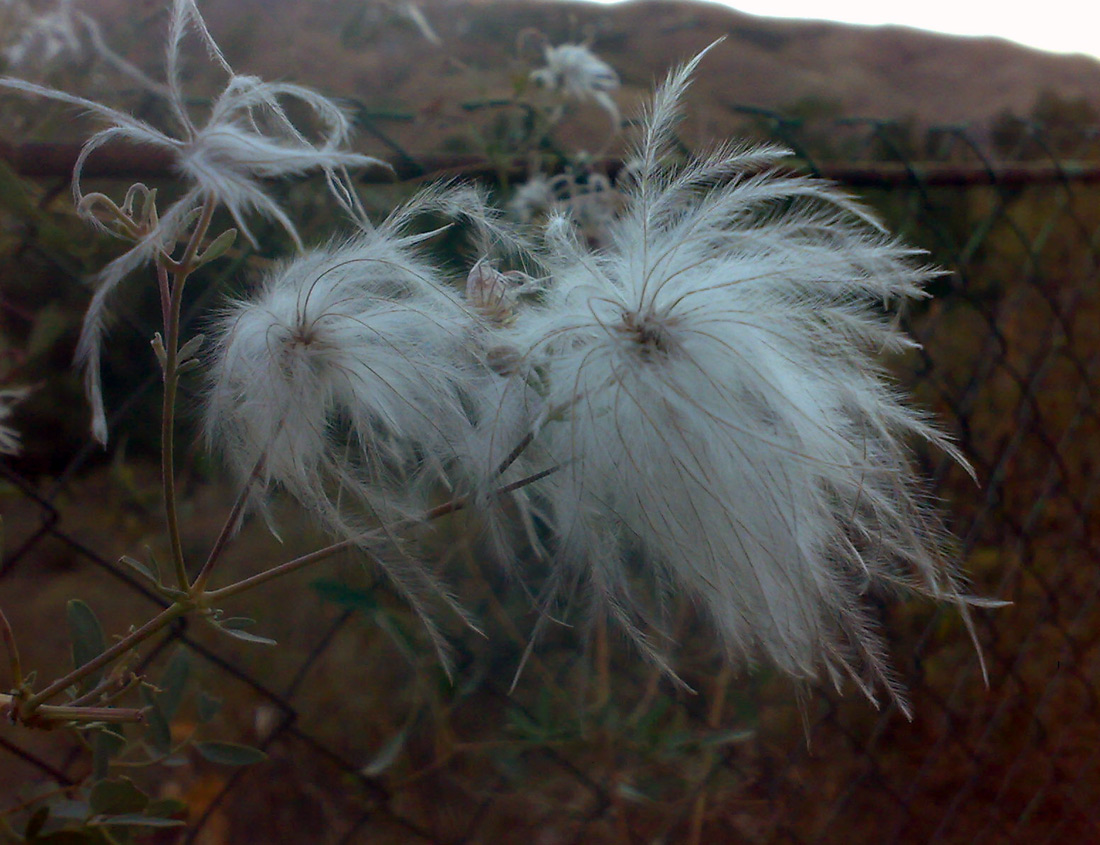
left=0, top=0, right=388, bottom=442
left=498, top=43, right=993, bottom=714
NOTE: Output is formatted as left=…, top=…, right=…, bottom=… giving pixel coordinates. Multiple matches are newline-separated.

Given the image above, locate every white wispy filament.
left=204, top=186, right=501, bottom=667
left=0, top=0, right=387, bottom=442
left=530, top=42, right=621, bottom=132
left=499, top=46, right=990, bottom=713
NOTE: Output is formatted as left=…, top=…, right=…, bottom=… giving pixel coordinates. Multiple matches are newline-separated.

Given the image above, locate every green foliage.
left=192, top=742, right=268, bottom=767
left=65, top=602, right=106, bottom=693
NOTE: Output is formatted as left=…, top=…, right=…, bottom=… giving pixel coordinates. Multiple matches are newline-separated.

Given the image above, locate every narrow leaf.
left=209, top=619, right=276, bottom=646
left=118, top=555, right=157, bottom=584
left=177, top=333, right=205, bottom=363
left=66, top=600, right=106, bottom=691
left=89, top=814, right=186, bottom=828
left=92, top=726, right=127, bottom=781
left=193, top=741, right=267, bottom=766
left=157, top=649, right=190, bottom=721
left=216, top=627, right=277, bottom=646
left=140, top=686, right=172, bottom=755
left=197, top=228, right=237, bottom=265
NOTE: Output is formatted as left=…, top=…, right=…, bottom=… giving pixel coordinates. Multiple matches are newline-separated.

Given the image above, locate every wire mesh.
left=1, top=110, right=1098, bottom=843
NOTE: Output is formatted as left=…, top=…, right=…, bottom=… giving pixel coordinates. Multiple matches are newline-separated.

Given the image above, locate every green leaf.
left=177, top=333, right=205, bottom=363
left=157, top=649, right=190, bottom=721
left=197, top=228, right=237, bottom=265
left=117, top=555, right=157, bottom=585
left=66, top=600, right=106, bottom=691
left=196, top=691, right=223, bottom=724
left=209, top=619, right=276, bottom=646
left=139, top=686, right=172, bottom=756
left=88, top=814, right=186, bottom=829
left=193, top=741, right=267, bottom=767
left=88, top=777, right=149, bottom=816
left=92, top=726, right=127, bottom=781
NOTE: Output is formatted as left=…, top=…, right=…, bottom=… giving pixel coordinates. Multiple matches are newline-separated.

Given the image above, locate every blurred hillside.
left=58, top=0, right=1100, bottom=158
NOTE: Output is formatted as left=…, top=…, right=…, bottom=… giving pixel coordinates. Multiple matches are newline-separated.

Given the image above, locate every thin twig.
left=206, top=466, right=560, bottom=603
left=161, top=196, right=218, bottom=591
left=20, top=602, right=188, bottom=713
left=203, top=540, right=358, bottom=603
left=0, top=604, right=22, bottom=690
left=0, top=693, right=145, bottom=725
left=190, top=452, right=267, bottom=593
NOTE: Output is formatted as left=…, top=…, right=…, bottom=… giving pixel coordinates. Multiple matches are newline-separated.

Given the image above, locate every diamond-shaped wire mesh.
left=1, top=111, right=1098, bottom=843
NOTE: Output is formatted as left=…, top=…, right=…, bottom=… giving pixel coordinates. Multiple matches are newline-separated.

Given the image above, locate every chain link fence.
left=1, top=108, right=1098, bottom=843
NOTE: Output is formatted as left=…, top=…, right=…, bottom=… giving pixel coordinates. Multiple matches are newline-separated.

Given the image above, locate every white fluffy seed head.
left=204, top=224, right=482, bottom=527
left=497, top=43, right=985, bottom=714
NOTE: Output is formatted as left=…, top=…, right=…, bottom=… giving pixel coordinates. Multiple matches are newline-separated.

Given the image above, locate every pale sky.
left=593, top=1, right=1100, bottom=62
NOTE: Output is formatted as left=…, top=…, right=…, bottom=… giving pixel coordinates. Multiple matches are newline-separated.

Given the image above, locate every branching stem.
left=161, top=196, right=218, bottom=591
left=19, top=602, right=188, bottom=714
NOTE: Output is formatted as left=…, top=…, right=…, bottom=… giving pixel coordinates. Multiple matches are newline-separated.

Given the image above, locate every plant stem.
left=160, top=197, right=218, bottom=591
left=0, top=785, right=74, bottom=819
left=204, top=540, right=357, bottom=603
left=0, top=694, right=145, bottom=725
left=205, top=465, right=559, bottom=603
left=190, top=453, right=266, bottom=594
left=20, top=602, right=188, bottom=714
left=66, top=669, right=138, bottom=708
left=0, top=604, right=22, bottom=690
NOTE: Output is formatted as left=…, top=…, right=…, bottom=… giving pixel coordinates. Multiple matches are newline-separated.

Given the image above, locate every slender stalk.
left=0, top=785, right=73, bottom=819
left=20, top=602, right=188, bottom=713
left=0, top=604, right=22, bottom=690
left=204, top=540, right=356, bottom=603
left=0, top=694, right=145, bottom=725
left=495, top=431, right=534, bottom=476
left=66, top=670, right=138, bottom=708
left=190, top=453, right=266, bottom=594
left=206, top=466, right=560, bottom=603
left=160, top=197, right=218, bottom=590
